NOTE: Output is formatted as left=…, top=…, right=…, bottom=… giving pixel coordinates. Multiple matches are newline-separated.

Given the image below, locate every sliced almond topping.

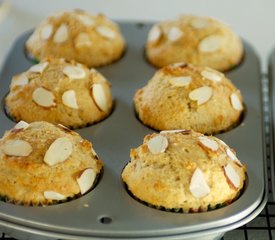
left=189, top=86, right=213, bottom=105
left=226, top=148, right=242, bottom=166
left=32, top=87, right=56, bottom=108
left=44, top=191, right=66, bottom=200
left=148, top=25, right=162, bottom=43
left=224, top=163, right=241, bottom=189
left=198, top=35, right=222, bottom=53
left=167, top=27, right=183, bottom=42
left=230, top=93, right=243, bottom=111
left=198, top=136, right=219, bottom=152
left=62, top=90, right=79, bottom=109
left=147, top=135, right=168, bottom=154
left=160, top=129, right=191, bottom=134
left=190, top=18, right=208, bottom=29
left=189, top=168, right=210, bottom=198
left=63, top=65, right=86, bottom=80
left=201, top=70, right=222, bottom=82
left=11, top=74, right=28, bottom=87
left=44, top=137, right=72, bottom=166
left=96, top=26, right=116, bottom=39
left=170, top=62, right=188, bottom=68
left=75, top=33, right=92, bottom=48
left=168, top=76, right=192, bottom=87
left=29, top=62, right=49, bottom=74
left=14, top=121, right=29, bottom=130
left=92, top=83, right=112, bottom=112
left=76, top=14, right=95, bottom=26
left=77, top=168, right=96, bottom=195
left=53, top=24, right=69, bottom=43
left=218, top=139, right=227, bottom=146
left=57, top=124, right=73, bottom=133
left=91, top=148, right=99, bottom=159
left=40, top=24, right=53, bottom=40
left=2, top=140, right=32, bottom=157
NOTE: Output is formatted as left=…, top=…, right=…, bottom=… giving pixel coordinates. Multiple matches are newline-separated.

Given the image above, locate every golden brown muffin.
left=5, top=58, right=113, bottom=128
left=26, top=9, right=125, bottom=67
left=122, top=130, right=246, bottom=212
left=134, top=63, right=244, bottom=134
left=146, top=15, right=243, bottom=71
left=0, top=121, right=103, bottom=205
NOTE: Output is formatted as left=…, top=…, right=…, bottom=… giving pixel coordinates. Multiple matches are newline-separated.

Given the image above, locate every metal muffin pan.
left=0, top=22, right=267, bottom=240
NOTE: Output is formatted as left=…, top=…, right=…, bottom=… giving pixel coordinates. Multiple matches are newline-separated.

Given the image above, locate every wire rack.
left=0, top=78, right=273, bottom=240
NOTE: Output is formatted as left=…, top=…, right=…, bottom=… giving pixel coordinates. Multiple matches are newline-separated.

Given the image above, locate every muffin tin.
left=0, top=22, right=267, bottom=240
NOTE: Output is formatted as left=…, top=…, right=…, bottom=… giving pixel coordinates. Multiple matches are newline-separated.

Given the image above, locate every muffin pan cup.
left=0, top=22, right=267, bottom=240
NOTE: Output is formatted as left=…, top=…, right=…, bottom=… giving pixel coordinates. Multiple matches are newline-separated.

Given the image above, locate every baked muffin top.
left=26, top=9, right=125, bottom=67
left=134, top=63, right=244, bottom=134
left=146, top=15, right=243, bottom=71
left=0, top=121, right=103, bottom=205
left=122, top=130, right=246, bottom=212
left=5, top=58, right=113, bottom=128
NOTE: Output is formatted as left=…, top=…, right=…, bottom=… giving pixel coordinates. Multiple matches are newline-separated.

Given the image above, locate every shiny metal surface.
left=0, top=22, right=267, bottom=239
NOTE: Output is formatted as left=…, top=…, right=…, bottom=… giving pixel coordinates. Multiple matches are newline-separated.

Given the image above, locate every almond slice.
left=160, top=129, right=191, bottom=134
left=11, top=74, right=28, bottom=87
left=148, top=25, right=162, bottom=43
left=14, top=121, right=29, bottom=130
left=92, top=83, right=111, bottom=112
left=77, top=168, right=96, bottom=195
left=226, top=148, right=242, bottom=166
left=170, top=62, right=188, bottom=68
left=44, top=137, right=73, bottom=166
left=230, top=93, right=243, bottom=111
left=189, top=168, right=210, bottom=198
left=29, top=62, right=49, bottom=74
left=167, top=27, right=183, bottom=42
left=63, top=65, right=86, bottom=80
left=224, top=163, right=241, bottom=189
left=53, top=24, right=69, bottom=43
left=91, top=148, right=99, bottom=159
left=198, top=136, right=219, bottom=152
left=2, top=139, right=32, bottom=157
left=44, top=191, right=66, bottom=200
left=40, top=24, right=53, bottom=40
left=168, top=76, right=192, bottom=87
left=201, top=70, right=222, bottom=82
left=32, top=87, right=56, bottom=108
left=62, top=90, right=79, bottom=109
left=76, top=14, right=95, bottom=26
left=190, top=18, right=208, bottom=29
left=96, top=26, right=116, bottom=39
left=198, top=35, right=222, bottom=53
left=189, top=86, right=213, bottom=105
left=147, top=135, right=168, bottom=154
left=75, top=33, right=92, bottom=48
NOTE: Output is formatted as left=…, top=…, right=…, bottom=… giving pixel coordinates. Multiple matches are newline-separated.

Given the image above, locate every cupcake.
left=5, top=58, right=113, bottom=128
left=122, top=130, right=246, bottom=212
left=26, top=9, right=125, bottom=67
left=134, top=63, right=244, bottom=134
left=0, top=121, right=103, bottom=205
left=146, top=15, right=243, bottom=71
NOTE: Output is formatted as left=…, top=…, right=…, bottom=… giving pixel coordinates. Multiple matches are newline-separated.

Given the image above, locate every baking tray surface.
left=0, top=22, right=266, bottom=239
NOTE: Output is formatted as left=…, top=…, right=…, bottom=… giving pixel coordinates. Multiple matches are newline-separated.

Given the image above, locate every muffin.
left=134, top=63, right=244, bottom=134
left=5, top=58, right=113, bottom=128
left=0, top=121, right=103, bottom=205
left=146, top=15, right=243, bottom=71
left=26, top=9, right=125, bottom=67
left=122, top=130, right=246, bottom=212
